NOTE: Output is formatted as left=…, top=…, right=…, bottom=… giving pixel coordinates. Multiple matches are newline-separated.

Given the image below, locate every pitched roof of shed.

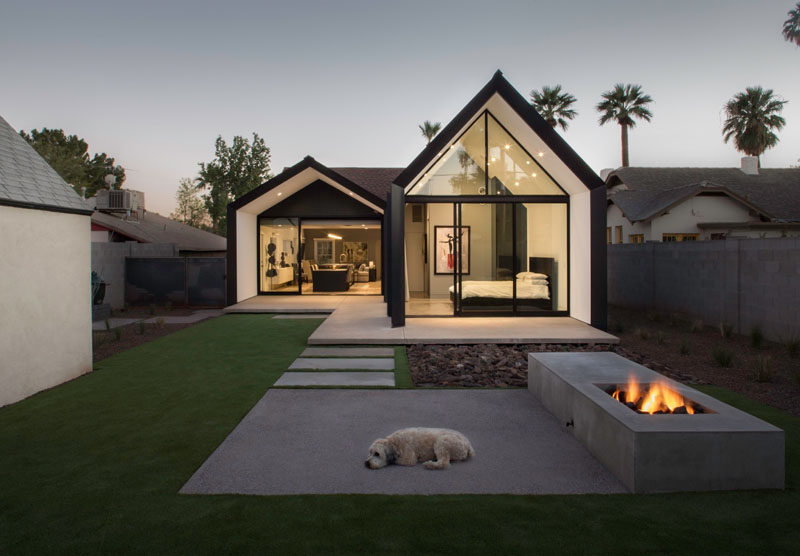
left=0, top=116, right=93, bottom=215
left=330, top=167, right=403, bottom=201
left=607, top=167, right=800, bottom=223
left=92, top=210, right=226, bottom=252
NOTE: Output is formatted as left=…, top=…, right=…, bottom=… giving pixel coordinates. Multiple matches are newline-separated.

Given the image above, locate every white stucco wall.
left=0, top=205, right=92, bottom=407
left=236, top=211, right=257, bottom=302
left=607, top=203, right=650, bottom=243
left=569, top=191, right=592, bottom=323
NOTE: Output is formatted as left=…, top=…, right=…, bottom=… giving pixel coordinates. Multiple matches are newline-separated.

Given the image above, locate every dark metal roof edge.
left=228, top=156, right=386, bottom=211
left=0, top=198, right=93, bottom=216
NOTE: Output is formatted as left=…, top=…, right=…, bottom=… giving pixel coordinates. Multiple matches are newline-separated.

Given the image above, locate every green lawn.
left=0, top=314, right=798, bottom=555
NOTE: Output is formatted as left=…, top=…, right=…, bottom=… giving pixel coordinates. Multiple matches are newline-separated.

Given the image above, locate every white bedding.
left=448, top=279, right=549, bottom=300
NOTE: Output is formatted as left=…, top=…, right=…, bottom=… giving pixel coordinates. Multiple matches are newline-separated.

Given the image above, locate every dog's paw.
left=423, top=460, right=449, bottom=470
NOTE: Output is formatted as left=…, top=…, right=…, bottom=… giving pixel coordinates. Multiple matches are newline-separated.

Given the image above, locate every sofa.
left=311, top=267, right=352, bottom=292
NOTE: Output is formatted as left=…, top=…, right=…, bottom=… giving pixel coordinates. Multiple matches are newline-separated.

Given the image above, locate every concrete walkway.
left=92, top=310, right=223, bottom=331
left=180, top=389, right=626, bottom=495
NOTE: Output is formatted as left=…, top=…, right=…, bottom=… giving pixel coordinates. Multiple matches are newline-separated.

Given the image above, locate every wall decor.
left=434, top=225, right=470, bottom=275
left=343, top=241, right=369, bottom=264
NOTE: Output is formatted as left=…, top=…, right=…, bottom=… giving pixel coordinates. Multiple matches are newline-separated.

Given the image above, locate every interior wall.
left=570, top=191, right=591, bottom=323
left=525, top=203, right=568, bottom=310
left=301, top=228, right=381, bottom=278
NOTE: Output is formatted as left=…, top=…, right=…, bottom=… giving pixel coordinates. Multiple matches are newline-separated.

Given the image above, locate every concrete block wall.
left=91, top=242, right=178, bottom=309
left=608, top=238, right=800, bottom=341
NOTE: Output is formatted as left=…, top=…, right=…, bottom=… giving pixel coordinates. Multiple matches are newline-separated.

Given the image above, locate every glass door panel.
left=456, top=203, right=514, bottom=315
left=516, top=203, right=568, bottom=313
left=259, top=218, right=299, bottom=293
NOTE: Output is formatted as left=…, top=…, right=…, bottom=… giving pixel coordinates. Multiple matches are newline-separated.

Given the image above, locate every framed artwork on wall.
left=343, top=241, right=369, bottom=264
left=434, top=225, right=470, bottom=275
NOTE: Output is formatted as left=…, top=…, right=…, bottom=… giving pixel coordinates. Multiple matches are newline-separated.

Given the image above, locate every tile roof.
left=607, top=167, right=800, bottom=223
left=0, top=115, right=92, bottom=214
left=91, top=210, right=226, bottom=252
left=330, top=167, right=404, bottom=201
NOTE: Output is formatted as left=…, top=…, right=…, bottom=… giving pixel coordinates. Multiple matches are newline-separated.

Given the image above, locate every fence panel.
left=125, top=257, right=226, bottom=307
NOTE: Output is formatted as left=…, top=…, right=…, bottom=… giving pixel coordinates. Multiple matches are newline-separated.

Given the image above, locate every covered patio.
left=224, top=296, right=618, bottom=345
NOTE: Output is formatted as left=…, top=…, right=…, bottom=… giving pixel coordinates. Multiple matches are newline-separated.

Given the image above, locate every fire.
left=611, top=375, right=695, bottom=414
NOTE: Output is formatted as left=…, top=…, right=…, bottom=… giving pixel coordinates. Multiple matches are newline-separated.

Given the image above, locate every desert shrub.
left=113, top=328, right=122, bottom=342
left=155, top=317, right=165, bottom=329
left=148, top=304, right=156, bottom=316
left=690, top=319, right=704, bottom=333
left=634, top=327, right=650, bottom=340
left=93, top=332, right=106, bottom=348
left=712, top=346, right=733, bottom=368
left=646, top=311, right=663, bottom=323
left=751, top=355, right=773, bottom=383
left=104, top=318, right=111, bottom=331
left=655, top=332, right=666, bottom=345
left=750, top=326, right=764, bottom=349
left=137, top=321, right=146, bottom=335
left=679, top=342, right=690, bottom=356
left=668, top=313, right=685, bottom=327
left=719, top=322, right=733, bottom=339
left=165, top=300, right=172, bottom=312
left=608, top=320, right=625, bottom=334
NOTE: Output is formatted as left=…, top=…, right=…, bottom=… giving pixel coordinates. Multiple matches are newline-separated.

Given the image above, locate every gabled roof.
left=393, top=70, right=605, bottom=192
left=0, top=115, right=93, bottom=215
left=92, top=210, right=226, bottom=252
left=330, top=167, right=403, bottom=201
left=229, top=156, right=388, bottom=211
left=607, top=167, right=800, bottom=223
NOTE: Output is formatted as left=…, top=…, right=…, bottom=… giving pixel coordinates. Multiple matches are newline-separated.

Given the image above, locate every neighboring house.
left=0, top=115, right=93, bottom=407
left=89, top=190, right=226, bottom=255
left=605, top=159, right=800, bottom=243
left=228, top=71, right=607, bottom=329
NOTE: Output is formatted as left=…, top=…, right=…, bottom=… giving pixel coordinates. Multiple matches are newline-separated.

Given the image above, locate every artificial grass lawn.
left=0, top=314, right=797, bottom=555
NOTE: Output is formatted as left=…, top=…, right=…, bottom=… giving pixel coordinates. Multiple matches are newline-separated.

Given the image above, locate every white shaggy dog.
left=365, top=428, right=474, bottom=470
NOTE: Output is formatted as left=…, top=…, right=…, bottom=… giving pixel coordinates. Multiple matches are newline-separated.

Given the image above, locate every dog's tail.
left=468, top=445, right=475, bottom=458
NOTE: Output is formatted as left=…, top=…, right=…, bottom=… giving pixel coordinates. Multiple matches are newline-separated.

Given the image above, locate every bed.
left=447, top=257, right=556, bottom=311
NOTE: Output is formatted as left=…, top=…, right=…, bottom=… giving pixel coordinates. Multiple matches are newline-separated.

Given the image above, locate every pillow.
left=516, top=271, right=547, bottom=280
left=520, top=278, right=549, bottom=286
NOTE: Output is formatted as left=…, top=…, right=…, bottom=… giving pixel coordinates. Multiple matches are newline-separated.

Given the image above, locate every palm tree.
left=783, top=2, right=800, bottom=46
left=530, top=85, right=578, bottom=131
left=722, top=87, right=787, bottom=164
left=419, top=120, right=442, bottom=144
left=596, top=84, right=654, bottom=167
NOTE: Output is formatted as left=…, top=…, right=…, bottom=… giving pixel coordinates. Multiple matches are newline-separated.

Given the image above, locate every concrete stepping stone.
left=273, top=314, right=330, bottom=319
left=289, top=358, right=394, bottom=370
left=92, top=318, right=140, bottom=331
left=274, top=372, right=395, bottom=387
left=300, top=347, right=395, bottom=357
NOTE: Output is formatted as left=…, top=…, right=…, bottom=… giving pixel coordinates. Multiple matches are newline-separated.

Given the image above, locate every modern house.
left=606, top=160, right=800, bottom=243
left=227, top=71, right=607, bottom=329
left=0, top=115, right=93, bottom=407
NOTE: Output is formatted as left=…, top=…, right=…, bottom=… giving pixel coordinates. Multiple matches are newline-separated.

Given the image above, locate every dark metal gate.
left=125, top=257, right=226, bottom=307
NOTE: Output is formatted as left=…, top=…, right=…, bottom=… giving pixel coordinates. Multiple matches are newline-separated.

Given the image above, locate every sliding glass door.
left=451, top=201, right=567, bottom=316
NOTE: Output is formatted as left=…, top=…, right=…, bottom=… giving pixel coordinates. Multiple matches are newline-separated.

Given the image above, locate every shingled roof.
left=607, top=167, right=800, bottom=223
left=330, top=167, right=403, bottom=201
left=0, top=116, right=93, bottom=215
left=92, top=210, right=226, bottom=252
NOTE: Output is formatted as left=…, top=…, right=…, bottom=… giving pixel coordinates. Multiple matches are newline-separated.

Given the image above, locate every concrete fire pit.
left=528, top=352, right=784, bottom=493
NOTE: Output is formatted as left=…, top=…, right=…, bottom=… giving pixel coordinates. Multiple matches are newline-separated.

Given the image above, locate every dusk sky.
left=2, top=0, right=799, bottom=216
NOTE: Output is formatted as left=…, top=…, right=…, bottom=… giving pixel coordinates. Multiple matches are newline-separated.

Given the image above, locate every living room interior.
left=259, top=218, right=381, bottom=295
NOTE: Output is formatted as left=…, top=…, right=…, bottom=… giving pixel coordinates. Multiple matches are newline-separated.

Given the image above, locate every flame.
left=614, top=375, right=694, bottom=414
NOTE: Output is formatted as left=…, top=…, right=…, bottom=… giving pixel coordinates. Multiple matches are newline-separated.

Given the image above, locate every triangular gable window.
left=407, top=111, right=566, bottom=196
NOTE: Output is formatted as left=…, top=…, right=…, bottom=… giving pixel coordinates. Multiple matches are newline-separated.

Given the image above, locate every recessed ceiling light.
left=526, top=160, right=530, bottom=165
left=491, top=157, right=496, bottom=162
left=450, top=145, right=455, bottom=149
left=514, top=181, right=519, bottom=186
left=504, top=144, right=510, bottom=150
left=538, top=152, right=544, bottom=157
left=532, top=172, right=537, bottom=177
left=277, top=192, right=282, bottom=196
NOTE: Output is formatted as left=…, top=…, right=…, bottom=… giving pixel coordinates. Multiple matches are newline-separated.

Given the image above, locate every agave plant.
left=722, top=87, right=787, bottom=163
left=530, top=85, right=578, bottom=131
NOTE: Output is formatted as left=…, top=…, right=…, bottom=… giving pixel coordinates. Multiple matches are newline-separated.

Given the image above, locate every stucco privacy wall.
left=92, top=242, right=178, bottom=309
left=607, top=238, right=800, bottom=341
left=0, top=205, right=92, bottom=407
left=236, top=211, right=257, bottom=302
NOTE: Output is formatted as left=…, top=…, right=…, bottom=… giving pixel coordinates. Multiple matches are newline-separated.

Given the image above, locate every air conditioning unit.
left=96, top=189, right=145, bottom=213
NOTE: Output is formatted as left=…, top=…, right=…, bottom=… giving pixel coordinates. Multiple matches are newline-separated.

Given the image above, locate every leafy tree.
left=783, top=2, right=800, bottom=46
left=722, top=87, right=787, bottom=163
left=170, top=178, right=209, bottom=229
left=418, top=121, right=442, bottom=144
left=19, top=128, right=126, bottom=197
left=596, top=84, right=654, bottom=167
left=530, top=85, right=578, bottom=131
left=196, top=133, right=271, bottom=235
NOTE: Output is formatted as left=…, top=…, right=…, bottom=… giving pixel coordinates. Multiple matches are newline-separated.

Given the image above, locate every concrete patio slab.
left=301, top=347, right=395, bottom=357
left=289, top=357, right=395, bottom=370
left=274, top=372, right=395, bottom=387
left=225, top=295, right=343, bottom=314
left=142, top=310, right=223, bottom=325
left=180, top=389, right=626, bottom=495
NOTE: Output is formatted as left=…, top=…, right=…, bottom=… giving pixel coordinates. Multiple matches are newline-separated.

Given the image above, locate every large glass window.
left=407, top=111, right=566, bottom=197
left=517, top=203, right=568, bottom=313
left=259, top=218, right=299, bottom=292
